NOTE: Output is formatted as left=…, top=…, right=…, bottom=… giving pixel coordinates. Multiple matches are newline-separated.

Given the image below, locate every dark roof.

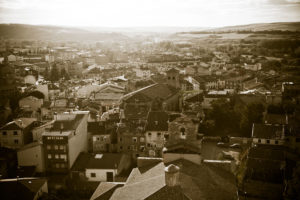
left=145, top=111, right=169, bottom=131
left=252, top=123, right=284, bottom=139
left=0, top=178, right=47, bottom=200
left=71, top=153, right=123, bottom=171
left=122, top=83, right=179, bottom=103
left=23, top=90, right=45, bottom=99
left=88, top=122, right=106, bottom=135
left=163, top=140, right=201, bottom=154
left=248, top=146, right=285, bottom=161
left=50, top=114, right=85, bottom=131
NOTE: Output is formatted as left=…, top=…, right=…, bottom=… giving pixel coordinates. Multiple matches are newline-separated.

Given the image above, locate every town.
left=0, top=22, right=300, bottom=200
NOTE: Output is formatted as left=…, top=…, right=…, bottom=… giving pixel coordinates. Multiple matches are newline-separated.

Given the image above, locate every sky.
left=0, top=0, right=299, bottom=27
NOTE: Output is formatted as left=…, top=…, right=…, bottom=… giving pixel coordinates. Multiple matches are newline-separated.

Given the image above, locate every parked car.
left=217, top=142, right=229, bottom=147
left=229, top=143, right=241, bottom=149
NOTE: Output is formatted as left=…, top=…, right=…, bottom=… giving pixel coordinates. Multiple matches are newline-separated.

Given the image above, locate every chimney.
left=164, top=164, right=180, bottom=187
left=60, top=123, right=64, bottom=133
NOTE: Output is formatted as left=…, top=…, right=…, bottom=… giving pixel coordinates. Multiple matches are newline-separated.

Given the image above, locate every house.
left=0, top=177, right=48, bottom=200
left=145, top=110, right=169, bottom=157
left=88, top=121, right=112, bottom=153
left=42, top=111, right=89, bottom=173
left=116, top=120, right=147, bottom=159
left=166, top=114, right=199, bottom=145
left=71, top=152, right=131, bottom=182
left=166, top=68, right=181, bottom=89
left=19, top=91, right=45, bottom=112
left=252, top=123, right=285, bottom=145
left=17, top=142, right=45, bottom=173
left=0, top=118, right=35, bottom=149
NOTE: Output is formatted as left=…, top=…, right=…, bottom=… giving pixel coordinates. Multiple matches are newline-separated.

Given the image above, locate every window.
left=91, top=173, right=96, bottom=177
left=180, top=127, right=186, bottom=136
left=47, top=145, right=51, bottom=150
left=157, top=133, right=161, bottom=137
left=2, top=131, right=7, bottom=136
left=168, top=77, right=171, bottom=80
left=13, top=131, right=18, bottom=135
left=55, top=154, right=59, bottom=159
left=14, top=139, right=18, bottom=144
left=266, top=139, right=270, bottom=144
left=140, top=137, right=145, bottom=142
left=54, top=145, right=58, bottom=150
left=59, top=145, right=65, bottom=150
left=258, top=139, right=261, bottom=143
left=275, top=140, right=279, bottom=145
left=97, top=137, right=100, bottom=141
left=133, top=137, right=137, bottom=143
left=140, top=146, right=145, bottom=152
left=127, top=146, right=130, bottom=150
left=148, top=133, right=152, bottom=136
left=48, top=154, right=52, bottom=159
left=147, top=143, right=151, bottom=147
left=119, top=146, right=123, bottom=150
left=55, top=163, right=60, bottom=168
left=60, top=154, right=67, bottom=161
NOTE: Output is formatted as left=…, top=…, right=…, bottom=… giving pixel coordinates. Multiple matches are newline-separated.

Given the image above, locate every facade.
left=19, top=95, right=44, bottom=112
left=17, top=142, right=45, bottom=173
left=145, top=111, right=169, bottom=157
left=42, top=111, right=89, bottom=173
left=0, top=118, right=35, bottom=149
left=88, top=121, right=112, bottom=153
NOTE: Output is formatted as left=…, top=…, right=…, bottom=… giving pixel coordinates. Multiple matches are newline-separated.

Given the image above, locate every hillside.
left=203, top=22, right=300, bottom=32
left=0, top=24, right=129, bottom=41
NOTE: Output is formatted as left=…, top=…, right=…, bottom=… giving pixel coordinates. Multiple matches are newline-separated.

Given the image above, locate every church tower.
left=166, top=68, right=180, bottom=89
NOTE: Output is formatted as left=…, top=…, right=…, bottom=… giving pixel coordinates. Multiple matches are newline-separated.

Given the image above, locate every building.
left=71, top=152, right=131, bottom=182
left=166, top=68, right=180, bottom=89
left=166, top=115, right=200, bottom=145
left=121, top=83, right=181, bottom=121
left=145, top=110, right=169, bottom=157
left=42, top=111, right=89, bottom=173
left=88, top=121, right=112, bottom=153
left=252, top=123, right=285, bottom=145
left=0, top=177, right=48, bottom=200
left=17, top=142, right=45, bottom=173
left=0, top=118, right=35, bottom=149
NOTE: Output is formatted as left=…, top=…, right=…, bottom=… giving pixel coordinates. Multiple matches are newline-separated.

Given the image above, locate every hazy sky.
left=0, top=0, right=299, bottom=27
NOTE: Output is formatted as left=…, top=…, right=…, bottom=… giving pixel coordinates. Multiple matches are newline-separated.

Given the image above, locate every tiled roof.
left=91, top=182, right=123, bottom=200
left=0, top=118, right=35, bottom=130
left=122, top=83, right=179, bottom=102
left=0, top=178, right=47, bottom=200
left=252, top=123, right=284, bottom=139
left=71, top=152, right=123, bottom=171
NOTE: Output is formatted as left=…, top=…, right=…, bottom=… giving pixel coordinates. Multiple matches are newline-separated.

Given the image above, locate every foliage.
left=50, top=64, right=60, bottom=82
left=284, top=164, right=300, bottom=200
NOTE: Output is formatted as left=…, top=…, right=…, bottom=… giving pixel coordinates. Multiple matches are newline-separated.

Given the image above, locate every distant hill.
left=0, top=24, right=129, bottom=41
left=203, top=22, right=300, bottom=32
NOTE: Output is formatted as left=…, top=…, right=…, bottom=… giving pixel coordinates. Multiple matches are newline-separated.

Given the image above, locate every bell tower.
left=166, top=68, right=180, bottom=88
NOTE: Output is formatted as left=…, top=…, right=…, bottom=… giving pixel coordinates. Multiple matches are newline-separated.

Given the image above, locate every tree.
left=239, top=103, right=265, bottom=136
left=60, top=68, right=70, bottom=80
left=285, top=164, right=300, bottom=200
left=50, top=64, right=60, bottom=82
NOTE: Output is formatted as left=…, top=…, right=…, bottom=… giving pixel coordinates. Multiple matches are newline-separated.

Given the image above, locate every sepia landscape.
left=0, top=0, right=300, bottom=199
